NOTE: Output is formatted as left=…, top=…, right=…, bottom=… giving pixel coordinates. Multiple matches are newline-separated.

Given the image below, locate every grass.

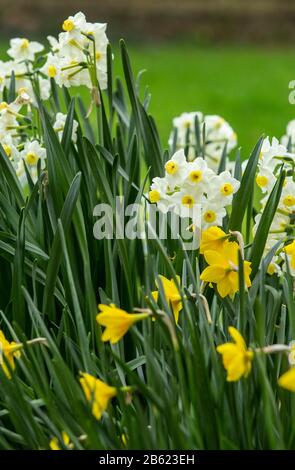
left=113, top=43, right=295, bottom=156
left=1, top=39, right=294, bottom=155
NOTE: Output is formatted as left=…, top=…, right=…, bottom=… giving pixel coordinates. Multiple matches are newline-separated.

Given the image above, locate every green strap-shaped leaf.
left=250, top=170, right=285, bottom=277
left=42, top=172, right=82, bottom=316
left=229, top=136, right=264, bottom=231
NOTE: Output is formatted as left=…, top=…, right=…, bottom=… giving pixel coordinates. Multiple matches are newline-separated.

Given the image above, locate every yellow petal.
left=278, top=367, right=295, bottom=392
left=200, top=265, right=225, bottom=284
left=228, top=326, right=247, bottom=351
left=171, top=299, right=182, bottom=324
left=217, top=276, right=231, bottom=298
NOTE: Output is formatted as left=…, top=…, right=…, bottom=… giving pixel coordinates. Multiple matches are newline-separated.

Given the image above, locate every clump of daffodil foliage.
left=0, top=10, right=294, bottom=450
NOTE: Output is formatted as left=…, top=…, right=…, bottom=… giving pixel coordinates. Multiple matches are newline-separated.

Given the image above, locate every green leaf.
left=250, top=170, right=285, bottom=277
left=229, top=136, right=264, bottom=231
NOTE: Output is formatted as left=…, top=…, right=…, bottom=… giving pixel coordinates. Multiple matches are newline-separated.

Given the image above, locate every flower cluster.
left=254, top=136, right=295, bottom=276
left=149, top=149, right=240, bottom=230
left=41, top=11, right=108, bottom=90
left=169, top=111, right=237, bottom=170
left=0, top=11, right=100, bottom=186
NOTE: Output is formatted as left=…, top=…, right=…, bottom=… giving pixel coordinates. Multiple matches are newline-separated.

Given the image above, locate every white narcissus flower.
left=62, top=11, right=87, bottom=35
left=256, top=166, right=277, bottom=193
left=280, top=180, right=295, bottom=211
left=148, top=177, right=172, bottom=214
left=20, top=140, right=46, bottom=169
left=7, top=38, right=44, bottom=62
left=164, top=149, right=187, bottom=190
left=0, top=98, right=24, bottom=138
left=201, top=203, right=226, bottom=229
left=183, top=158, right=214, bottom=192
left=53, top=112, right=79, bottom=143
left=18, top=141, right=46, bottom=185
left=40, top=53, right=62, bottom=80
left=170, top=189, right=201, bottom=219
left=0, top=135, right=20, bottom=168
left=259, top=136, right=293, bottom=171
left=207, top=170, right=240, bottom=204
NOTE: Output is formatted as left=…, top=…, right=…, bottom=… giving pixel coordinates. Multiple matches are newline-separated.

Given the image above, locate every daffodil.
left=7, top=38, right=44, bottom=61
left=49, top=432, right=73, bottom=450
left=152, top=275, right=182, bottom=323
left=96, top=304, right=149, bottom=344
left=200, top=241, right=252, bottom=298
left=216, top=327, right=253, bottom=381
left=79, top=372, right=117, bottom=420
left=0, top=330, right=22, bottom=378
left=278, top=367, right=295, bottom=392
left=284, top=240, right=295, bottom=270
left=199, top=226, right=228, bottom=254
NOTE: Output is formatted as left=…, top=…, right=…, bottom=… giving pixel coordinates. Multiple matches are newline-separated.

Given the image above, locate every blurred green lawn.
left=1, top=41, right=295, bottom=156
left=114, top=44, right=295, bottom=156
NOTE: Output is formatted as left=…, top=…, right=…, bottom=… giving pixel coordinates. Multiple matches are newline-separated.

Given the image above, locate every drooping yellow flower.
left=200, top=226, right=228, bottom=254
left=152, top=275, right=182, bottom=323
left=96, top=304, right=149, bottom=344
left=0, top=330, right=22, bottom=378
left=49, top=432, right=73, bottom=450
left=278, top=368, right=295, bottom=392
left=216, top=327, right=254, bottom=382
left=284, top=240, right=295, bottom=269
left=79, top=372, right=117, bottom=420
left=200, top=241, right=252, bottom=298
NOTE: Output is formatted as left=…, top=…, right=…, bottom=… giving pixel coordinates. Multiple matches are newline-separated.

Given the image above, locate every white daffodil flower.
left=7, top=38, right=44, bottom=62
left=207, top=170, right=240, bottom=204
left=256, top=166, right=277, bottom=193
left=164, top=149, right=187, bottom=190
left=201, top=203, right=226, bottom=229
left=20, top=140, right=46, bottom=169
left=184, top=157, right=214, bottom=191
left=280, top=180, right=295, bottom=211
left=148, top=177, right=173, bottom=214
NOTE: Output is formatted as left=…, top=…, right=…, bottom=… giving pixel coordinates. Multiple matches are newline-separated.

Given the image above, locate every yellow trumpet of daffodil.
left=199, top=226, right=228, bottom=254
left=278, top=367, right=295, bottom=392
left=96, top=304, right=149, bottom=344
left=216, top=326, right=254, bottom=382
left=49, top=431, right=73, bottom=450
left=0, top=330, right=22, bottom=378
left=284, top=240, right=295, bottom=269
left=200, top=240, right=251, bottom=298
left=79, top=372, right=117, bottom=420
left=152, top=275, right=182, bottom=323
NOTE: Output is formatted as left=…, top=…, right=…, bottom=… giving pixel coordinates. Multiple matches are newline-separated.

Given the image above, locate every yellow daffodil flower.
left=200, top=226, right=228, bottom=254
left=152, top=275, right=182, bottom=323
left=200, top=241, right=251, bottom=298
left=278, top=367, right=295, bottom=392
left=284, top=240, right=295, bottom=269
left=217, top=326, right=254, bottom=382
left=96, top=304, right=149, bottom=344
left=49, top=431, right=73, bottom=450
left=79, top=372, right=117, bottom=420
left=0, top=330, right=22, bottom=378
